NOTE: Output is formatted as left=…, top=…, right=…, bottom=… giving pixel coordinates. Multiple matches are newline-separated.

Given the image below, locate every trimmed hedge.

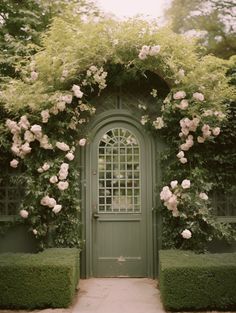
left=0, top=248, right=80, bottom=309
left=159, top=249, right=236, bottom=311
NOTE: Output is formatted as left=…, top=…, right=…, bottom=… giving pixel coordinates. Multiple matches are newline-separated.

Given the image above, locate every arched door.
left=90, top=121, right=152, bottom=277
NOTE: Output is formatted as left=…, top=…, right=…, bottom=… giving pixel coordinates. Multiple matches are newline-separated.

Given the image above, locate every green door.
left=91, top=122, right=148, bottom=277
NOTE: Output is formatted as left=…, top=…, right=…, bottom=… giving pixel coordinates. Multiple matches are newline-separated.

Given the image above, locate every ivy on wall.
left=0, top=8, right=235, bottom=251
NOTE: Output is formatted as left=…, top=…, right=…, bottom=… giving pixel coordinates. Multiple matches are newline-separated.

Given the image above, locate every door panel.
left=92, top=125, right=147, bottom=277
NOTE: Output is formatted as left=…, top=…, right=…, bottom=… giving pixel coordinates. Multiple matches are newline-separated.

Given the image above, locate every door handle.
left=93, top=213, right=99, bottom=219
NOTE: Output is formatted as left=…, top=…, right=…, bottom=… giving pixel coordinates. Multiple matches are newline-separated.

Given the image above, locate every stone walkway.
left=0, top=278, right=164, bottom=313
left=73, top=278, right=165, bottom=313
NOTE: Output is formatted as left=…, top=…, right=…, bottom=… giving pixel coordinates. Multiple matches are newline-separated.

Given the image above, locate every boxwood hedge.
left=0, top=248, right=80, bottom=309
left=159, top=249, right=236, bottom=311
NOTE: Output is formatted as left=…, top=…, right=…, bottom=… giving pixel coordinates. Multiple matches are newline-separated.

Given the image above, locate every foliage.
left=0, top=0, right=49, bottom=82
left=165, top=0, right=236, bottom=59
left=0, top=248, right=80, bottom=309
left=0, top=10, right=235, bottom=251
left=0, top=0, right=99, bottom=83
left=159, top=249, right=236, bottom=310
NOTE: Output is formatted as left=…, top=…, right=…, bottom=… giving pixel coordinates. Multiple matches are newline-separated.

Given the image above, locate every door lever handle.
left=93, top=213, right=99, bottom=219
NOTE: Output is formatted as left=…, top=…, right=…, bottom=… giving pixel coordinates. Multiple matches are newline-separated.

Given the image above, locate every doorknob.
left=93, top=213, right=99, bottom=219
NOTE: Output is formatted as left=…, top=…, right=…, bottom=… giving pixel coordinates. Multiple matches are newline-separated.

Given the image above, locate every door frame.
left=80, top=109, right=159, bottom=278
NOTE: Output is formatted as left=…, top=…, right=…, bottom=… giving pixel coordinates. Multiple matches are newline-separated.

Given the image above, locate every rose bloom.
left=40, top=196, right=51, bottom=206
left=6, top=119, right=17, bottom=130
left=37, top=167, right=44, bottom=173
left=56, top=101, right=66, bottom=112
left=72, top=84, right=83, bottom=98
left=13, top=133, right=22, bottom=146
left=180, top=157, right=187, bottom=164
left=199, top=192, right=208, bottom=200
left=10, top=159, right=19, bottom=168
left=42, top=162, right=50, bottom=171
left=173, top=91, right=186, bottom=100
left=160, top=186, right=172, bottom=201
left=180, top=143, right=191, bottom=151
left=61, top=94, right=72, bottom=104
left=56, top=141, right=70, bottom=151
left=186, top=135, right=194, bottom=146
left=47, top=197, right=57, bottom=208
left=6, top=119, right=20, bottom=134
left=11, top=144, right=20, bottom=155
left=149, top=45, right=161, bottom=56
left=152, top=117, right=164, bottom=129
left=172, top=209, right=179, bottom=217
left=59, top=164, right=69, bottom=179
left=21, top=142, right=32, bottom=154
left=212, top=127, right=220, bottom=136
left=30, top=124, right=42, bottom=135
left=79, top=138, right=87, bottom=146
left=166, top=194, right=178, bottom=210
left=170, top=180, right=178, bottom=189
left=138, top=51, right=147, bottom=60
left=24, top=130, right=35, bottom=143
left=188, top=118, right=200, bottom=132
left=181, top=127, right=189, bottom=136
left=177, top=151, right=184, bottom=159
left=41, top=110, right=50, bottom=123
left=202, top=123, right=210, bottom=132
left=181, top=179, right=191, bottom=189
left=58, top=181, right=69, bottom=191
left=59, top=170, right=68, bottom=180
left=19, top=209, right=29, bottom=219
left=197, top=136, right=205, bottom=143
left=178, top=99, right=189, bottom=110
left=65, top=152, right=75, bottom=161
left=203, top=130, right=211, bottom=138
left=40, top=135, right=53, bottom=150
left=181, top=229, right=192, bottom=239
left=90, top=65, right=98, bottom=72
left=19, top=115, right=30, bottom=130
left=32, top=229, right=38, bottom=235
left=193, top=92, right=204, bottom=101
left=142, top=45, right=150, bottom=53
left=60, top=163, right=69, bottom=171
left=49, top=176, right=58, bottom=184
left=52, top=204, right=62, bottom=214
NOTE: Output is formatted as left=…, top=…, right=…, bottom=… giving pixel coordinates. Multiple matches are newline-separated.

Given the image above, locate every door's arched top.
left=99, top=127, right=139, bottom=148
left=88, top=109, right=151, bottom=146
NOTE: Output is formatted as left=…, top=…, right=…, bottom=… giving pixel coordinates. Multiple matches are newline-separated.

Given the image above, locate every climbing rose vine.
left=0, top=13, right=235, bottom=251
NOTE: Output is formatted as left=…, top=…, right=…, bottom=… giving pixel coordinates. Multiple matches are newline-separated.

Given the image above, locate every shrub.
left=159, top=249, right=236, bottom=311
left=0, top=248, right=80, bottom=309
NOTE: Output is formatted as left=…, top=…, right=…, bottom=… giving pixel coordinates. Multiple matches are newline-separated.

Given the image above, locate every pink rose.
left=193, top=92, right=204, bottom=101
left=212, top=127, right=220, bottom=136
left=10, top=159, right=19, bottom=168
left=19, top=209, right=29, bottom=219
left=57, top=181, right=69, bottom=191
left=181, top=179, right=191, bottom=189
left=79, top=138, right=87, bottom=146
left=181, top=229, right=192, bottom=239
left=173, top=91, right=186, bottom=100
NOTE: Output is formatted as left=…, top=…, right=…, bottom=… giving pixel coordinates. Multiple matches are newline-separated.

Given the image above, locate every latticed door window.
left=98, top=128, right=141, bottom=213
